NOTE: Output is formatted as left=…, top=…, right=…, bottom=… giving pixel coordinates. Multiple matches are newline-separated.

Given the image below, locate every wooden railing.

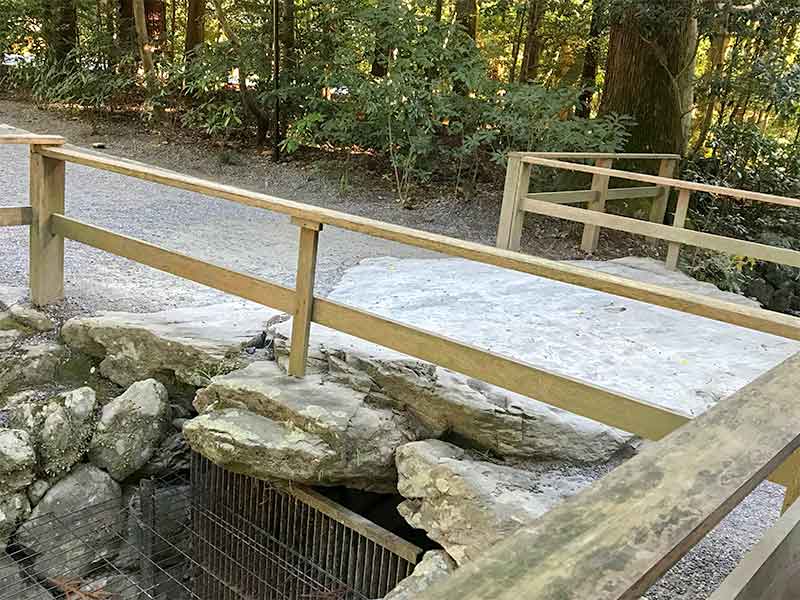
left=497, top=151, right=800, bottom=271
left=3, top=128, right=800, bottom=598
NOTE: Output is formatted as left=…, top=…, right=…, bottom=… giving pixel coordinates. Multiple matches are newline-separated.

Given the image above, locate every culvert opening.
left=2, top=454, right=422, bottom=600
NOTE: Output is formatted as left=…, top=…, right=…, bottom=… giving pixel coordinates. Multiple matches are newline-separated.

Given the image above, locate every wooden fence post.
left=580, top=158, right=613, bottom=253
left=29, top=148, right=65, bottom=306
left=649, top=158, right=678, bottom=225
left=496, top=154, right=531, bottom=251
left=288, top=217, right=322, bottom=377
left=665, top=189, right=691, bottom=270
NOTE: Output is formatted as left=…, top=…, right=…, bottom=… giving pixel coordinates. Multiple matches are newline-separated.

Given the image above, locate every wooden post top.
left=0, top=124, right=64, bottom=146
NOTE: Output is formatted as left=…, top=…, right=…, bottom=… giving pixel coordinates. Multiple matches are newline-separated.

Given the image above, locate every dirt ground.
left=0, top=96, right=665, bottom=263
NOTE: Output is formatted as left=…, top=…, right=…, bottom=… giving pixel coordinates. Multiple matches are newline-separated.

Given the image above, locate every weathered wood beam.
left=0, top=206, right=33, bottom=227
left=417, top=352, right=800, bottom=600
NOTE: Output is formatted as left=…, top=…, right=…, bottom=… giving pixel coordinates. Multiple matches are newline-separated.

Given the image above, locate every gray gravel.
left=0, top=110, right=786, bottom=599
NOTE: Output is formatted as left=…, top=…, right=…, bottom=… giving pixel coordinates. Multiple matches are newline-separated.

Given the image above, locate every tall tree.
left=47, top=0, right=79, bottom=61
left=519, top=0, right=544, bottom=81
left=576, top=0, right=603, bottom=117
left=455, top=0, right=478, bottom=39
left=185, top=0, right=206, bottom=59
left=133, top=0, right=154, bottom=73
left=600, top=1, right=698, bottom=154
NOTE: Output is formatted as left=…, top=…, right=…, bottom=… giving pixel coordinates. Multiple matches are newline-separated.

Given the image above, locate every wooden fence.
left=497, top=151, right=800, bottom=271
left=2, top=127, right=800, bottom=599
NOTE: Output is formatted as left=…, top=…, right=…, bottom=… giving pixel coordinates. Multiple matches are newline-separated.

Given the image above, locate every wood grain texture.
left=522, top=155, right=800, bottom=209
left=288, top=222, right=321, bottom=377
left=524, top=197, right=800, bottom=269
left=666, top=189, right=691, bottom=269
left=649, top=158, right=678, bottom=224
left=29, top=151, right=65, bottom=306
left=0, top=206, right=32, bottom=227
left=37, top=145, right=800, bottom=341
left=417, top=352, right=800, bottom=600
left=50, top=214, right=295, bottom=313
left=581, top=158, right=612, bottom=252
left=496, top=155, right=530, bottom=250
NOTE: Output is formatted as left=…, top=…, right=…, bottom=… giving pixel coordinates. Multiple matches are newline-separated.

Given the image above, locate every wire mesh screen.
left=191, top=452, right=422, bottom=600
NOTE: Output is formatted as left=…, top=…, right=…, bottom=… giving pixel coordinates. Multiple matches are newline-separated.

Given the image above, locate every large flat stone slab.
left=61, top=302, right=284, bottom=388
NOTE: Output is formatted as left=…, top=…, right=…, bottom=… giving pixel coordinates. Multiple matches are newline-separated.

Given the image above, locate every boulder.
left=186, top=408, right=372, bottom=488
left=26, top=480, right=50, bottom=506
left=0, top=492, right=31, bottom=546
left=38, top=387, right=98, bottom=477
left=192, top=361, right=424, bottom=489
left=395, top=440, right=601, bottom=565
left=0, top=429, right=36, bottom=494
left=61, top=303, right=284, bottom=388
left=0, top=343, right=66, bottom=399
left=383, top=550, right=457, bottom=600
left=89, top=379, right=171, bottom=481
left=0, top=551, right=48, bottom=600
left=3, top=388, right=98, bottom=478
left=6, top=304, right=55, bottom=333
left=15, top=464, right=123, bottom=578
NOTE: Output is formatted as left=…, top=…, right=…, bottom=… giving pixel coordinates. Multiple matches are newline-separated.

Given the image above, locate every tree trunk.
left=434, top=0, right=443, bottom=22
left=133, top=0, right=155, bottom=73
left=48, top=0, right=79, bottom=62
left=690, top=28, right=730, bottom=156
left=599, top=3, right=697, bottom=155
left=576, top=0, right=601, bottom=118
left=509, top=2, right=527, bottom=82
left=282, top=0, right=295, bottom=68
left=519, top=0, right=544, bottom=82
left=455, top=0, right=478, bottom=39
left=185, top=0, right=207, bottom=59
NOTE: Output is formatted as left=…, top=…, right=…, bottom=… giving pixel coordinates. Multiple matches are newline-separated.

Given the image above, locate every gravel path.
left=0, top=104, right=786, bottom=599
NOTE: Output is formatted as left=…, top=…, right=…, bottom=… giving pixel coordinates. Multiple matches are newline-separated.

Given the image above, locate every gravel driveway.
left=0, top=110, right=787, bottom=600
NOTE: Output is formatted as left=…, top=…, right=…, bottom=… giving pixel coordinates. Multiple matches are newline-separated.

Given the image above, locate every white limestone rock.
left=61, top=303, right=284, bottom=388
left=0, top=342, right=67, bottom=399
left=0, top=492, right=31, bottom=546
left=383, top=550, right=457, bottom=600
left=395, top=440, right=602, bottom=565
left=15, top=464, right=123, bottom=578
left=0, top=429, right=36, bottom=494
left=192, top=360, right=425, bottom=490
left=89, top=379, right=171, bottom=481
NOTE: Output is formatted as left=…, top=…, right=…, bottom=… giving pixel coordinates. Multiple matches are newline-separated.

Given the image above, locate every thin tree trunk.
left=434, top=0, right=443, bottom=22
left=509, top=2, right=527, bottom=82
left=690, top=17, right=730, bottom=156
left=211, top=0, right=271, bottom=144
left=185, top=0, right=206, bottom=59
left=520, top=0, right=544, bottom=82
left=599, top=2, right=697, bottom=155
left=455, top=0, right=478, bottom=39
left=282, top=0, right=295, bottom=68
left=133, top=0, right=155, bottom=73
left=576, top=0, right=601, bottom=117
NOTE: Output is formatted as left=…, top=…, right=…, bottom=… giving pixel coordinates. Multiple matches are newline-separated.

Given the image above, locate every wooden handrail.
left=510, top=152, right=681, bottom=160
left=418, top=352, right=800, bottom=600
left=0, top=124, right=64, bottom=145
left=521, top=155, right=800, bottom=209
left=0, top=206, right=32, bottom=226
left=37, top=144, right=800, bottom=341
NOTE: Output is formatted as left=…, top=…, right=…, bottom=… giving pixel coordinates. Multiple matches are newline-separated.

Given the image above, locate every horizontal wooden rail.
left=521, top=155, right=800, bottom=209
left=37, top=145, right=800, bottom=341
left=50, top=214, right=688, bottom=441
left=525, top=198, right=800, bottom=268
left=419, top=352, right=800, bottom=600
left=0, top=206, right=32, bottom=226
left=524, top=186, right=662, bottom=207
left=50, top=215, right=296, bottom=313
left=511, top=152, right=681, bottom=160
left=0, top=124, right=64, bottom=146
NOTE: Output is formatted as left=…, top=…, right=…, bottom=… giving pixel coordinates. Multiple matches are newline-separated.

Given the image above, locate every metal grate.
left=191, top=452, right=422, bottom=600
